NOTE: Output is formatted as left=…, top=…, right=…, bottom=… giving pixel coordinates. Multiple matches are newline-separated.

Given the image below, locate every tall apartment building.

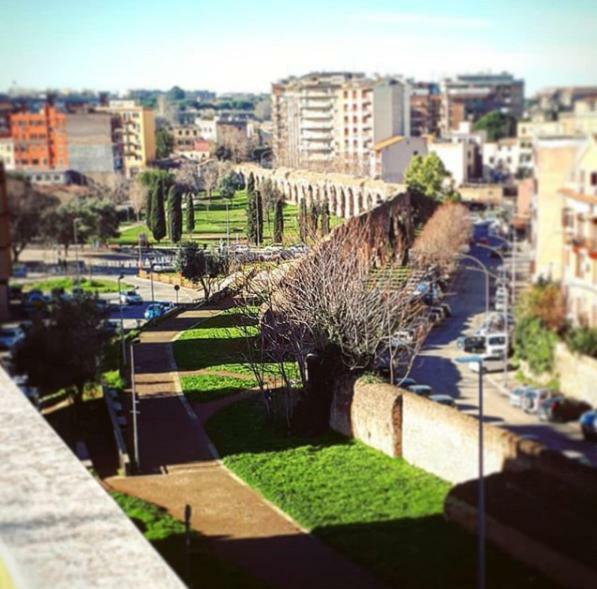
left=272, top=72, right=410, bottom=175
left=10, top=104, right=68, bottom=169
left=440, top=73, right=524, bottom=134
left=96, top=100, right=155, bottom=177
left=410, top=82, right=441, bottom=136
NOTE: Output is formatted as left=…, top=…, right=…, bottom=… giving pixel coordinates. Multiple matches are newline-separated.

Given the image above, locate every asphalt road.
left=410, top=233, right=597, bottom=467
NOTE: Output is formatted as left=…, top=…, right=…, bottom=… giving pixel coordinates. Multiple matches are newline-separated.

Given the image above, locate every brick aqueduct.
left=235, top=164, right=406, bottom=219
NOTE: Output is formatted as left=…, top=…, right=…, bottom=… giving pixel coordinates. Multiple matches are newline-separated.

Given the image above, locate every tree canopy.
left=473, top=110, right=517, bottom=142
left=155, top=127, right=174, bottom=159
left=405, top=153, right=460, bottom=202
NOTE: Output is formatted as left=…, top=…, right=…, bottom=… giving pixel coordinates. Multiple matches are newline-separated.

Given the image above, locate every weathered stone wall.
left=555, top=342, right=597, bottom=406
left=400, top=392, right=520, bottom=484
left=329, top=378, right=402, bottom=457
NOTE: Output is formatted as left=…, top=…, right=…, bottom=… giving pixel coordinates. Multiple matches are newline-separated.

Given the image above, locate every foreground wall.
left=0, top=368, right=185, bottom=589
left=555, top=342, right=597, bottom=406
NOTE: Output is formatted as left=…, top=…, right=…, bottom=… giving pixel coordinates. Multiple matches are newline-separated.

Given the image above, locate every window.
left=591, top=172, right=597, bottom=186
left=353, top=116, right=357, bottom=123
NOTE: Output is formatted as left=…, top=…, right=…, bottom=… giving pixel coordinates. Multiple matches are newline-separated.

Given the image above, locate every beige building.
left=0, top=137, right=15, bottom=171
left=560, top=138, right=597, bottom=327
left=272, top=72, right=410, bottom=175
left=532, top=136, right=587, bottom=282
left=97, top=100, right=156, bottom=177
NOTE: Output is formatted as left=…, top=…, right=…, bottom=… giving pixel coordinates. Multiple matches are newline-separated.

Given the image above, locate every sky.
left=1, top=0, right=596, bottom=96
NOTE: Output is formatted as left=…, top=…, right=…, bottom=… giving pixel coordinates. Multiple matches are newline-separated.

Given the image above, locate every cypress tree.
left=309, top=201, right=319, bottom=235
left=151, top=179, right=167, bottom=242
left=298, top=198, right=307, bottom=242
left=247, top=173, right=255, bottom=195
left=321, top=197, right=330, bottom=236
left=167, top=185, right=182, bottom=243
left=246, top=191, right=256, bottom=243
left=255, top=192, right=263, bottom=245
left=145, top=183, right=154, bottom=231
left=274, top=199, right=284, bottom=243
left=185, top=192, right=195, bottom=234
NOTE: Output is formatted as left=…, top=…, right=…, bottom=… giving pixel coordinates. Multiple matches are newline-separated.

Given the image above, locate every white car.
left=120, top=290, right=143, bottom=305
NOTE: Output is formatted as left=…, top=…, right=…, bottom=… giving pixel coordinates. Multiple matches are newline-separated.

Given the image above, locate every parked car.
left=482, top=333, right=509, bottom=360
left=428, top=307, right=445, bottom=324
left=429, top=394, right=456, bottom=407
left=462, top=335, right=486, bottom=353
left=144, top=303, right=165, bottom=320
left=522, top=389, right=553, bottom=414
left=394, top=376, right=417, bottom=388
left=579, top=410, right=597, bottom=441
left=405, top=384, right=434, bottom=397
left=438, top=302, right=452, bottom=317
left=538, top=396, right=592, bottom=423
left=120, top=290, right=143, bottom=305
left=509, top=386, right=531, bottom=408
left=95, top=298, right=110, bottom=313
left=0, top=326, right=26, bottom=351
left=24, top=290, right=47, bottom=308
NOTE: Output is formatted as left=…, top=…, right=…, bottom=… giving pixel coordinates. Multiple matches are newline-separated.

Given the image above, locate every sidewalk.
left=106, top=303, right=390, bottom=589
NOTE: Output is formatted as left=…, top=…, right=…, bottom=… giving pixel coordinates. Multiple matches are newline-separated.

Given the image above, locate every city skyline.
left=2, top=0, right=596, bottom=95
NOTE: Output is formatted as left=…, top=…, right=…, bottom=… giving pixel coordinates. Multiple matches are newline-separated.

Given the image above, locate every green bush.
left=514, top=315, right=557, bottom=374
left=566, top=326, right=597, bottom=358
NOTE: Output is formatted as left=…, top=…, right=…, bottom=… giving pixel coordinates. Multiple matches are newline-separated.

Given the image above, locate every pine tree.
left=320, top=197, right=330, bottom=236
left=185, top=192, right=195, bottom=234
left=167, top=185, right=182, bottom=243
left=298, top=198, right=307, bottom=242
left=274, top=199, right=284, bottom=243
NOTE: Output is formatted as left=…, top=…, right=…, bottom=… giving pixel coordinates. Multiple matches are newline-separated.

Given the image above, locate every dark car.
left=580, top=410, right=597, bottom=441
left=538, top=396, right=592, bottom=423
left=463, top=336, right=486, bottom=353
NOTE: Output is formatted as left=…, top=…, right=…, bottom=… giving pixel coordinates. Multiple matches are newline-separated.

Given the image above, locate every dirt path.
left=106, top=303, right=390, bottom=589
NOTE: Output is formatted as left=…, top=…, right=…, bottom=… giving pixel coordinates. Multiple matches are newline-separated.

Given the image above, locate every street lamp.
left=174, top=284, right=180, bottom=306
left=117, top=274, right=125, bottom=365
left=455, top=354, right=486, bottom=589
left=130, top=337, right=141, bottom=471
left=73, top=217, right=80, bottom=285
left=459, top=253, right=491, bottom=315
left=149, top=262, right=155, bottom=304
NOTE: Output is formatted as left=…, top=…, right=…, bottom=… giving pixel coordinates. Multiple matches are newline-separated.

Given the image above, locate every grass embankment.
left=115, top=189, right=341, bottom=246
left=21, top=276, right=130, bottom=294
left=112, top=492, right=269, bottom=589
left=173, top=309, right=298, bottom=403
left=206, top=398, right=555, bottom=589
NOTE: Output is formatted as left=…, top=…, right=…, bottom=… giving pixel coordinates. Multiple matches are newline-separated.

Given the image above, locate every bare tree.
left=202, top=164, right=219, bottom=199
left=411, top=202, right=471, bottom=275
left=129, top=178, right=146, bottom=221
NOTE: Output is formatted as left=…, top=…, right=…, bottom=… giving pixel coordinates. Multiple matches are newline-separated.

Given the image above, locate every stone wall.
left=555, top=342, right=597, bottom=406
left=400, top=392, right=520, bottom=484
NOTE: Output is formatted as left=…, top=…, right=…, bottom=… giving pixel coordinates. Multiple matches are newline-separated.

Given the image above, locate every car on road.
left=144, top=303, right=165, bottom=321
left=428, top=306, right=446, bottom=325
left=394, top=376, right=417, bottom=388
left=538, top=396, right=592, bottom=423
left=120, top=290, right=143, bottom=305
left=509, top=386, right=531, bottom=408
left=438, top=302, right=452, bottom=317
left=405, top=384, right=434, bottom=397
left=522, top=388, right=553, bottom=414
left=460, top=335, right=486, bottom=353
left=429, top=394, right=456, bottom=407
left=0, top=326, right=26, bottom=351
left=579, top=410, right=597, bottom=441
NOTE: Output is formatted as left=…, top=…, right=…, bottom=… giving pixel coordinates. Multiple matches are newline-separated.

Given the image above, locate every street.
left=410, top=237, right=597, bottom=467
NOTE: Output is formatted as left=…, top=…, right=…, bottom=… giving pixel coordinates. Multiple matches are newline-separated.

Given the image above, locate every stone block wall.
left=555, top=342, right=597, bottom=406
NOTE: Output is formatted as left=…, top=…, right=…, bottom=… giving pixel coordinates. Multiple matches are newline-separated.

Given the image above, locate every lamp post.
left=476, top=243, right=510, bottom=391
left=174, top=284, right=180, bottom=306
left=117, top=274, right=126, bottom=365
left=459, top=253, right=491, bottom=315
left=73, top=217, right=80, bottom=285
left=130, top=338, right=140, bottom=471
left=149, top=262, right=155, bottom=304
left=455, top=354, right=485, bottom=589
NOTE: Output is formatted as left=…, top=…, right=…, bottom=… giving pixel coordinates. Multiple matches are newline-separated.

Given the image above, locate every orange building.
left=10, top=104, right=68, bottom=169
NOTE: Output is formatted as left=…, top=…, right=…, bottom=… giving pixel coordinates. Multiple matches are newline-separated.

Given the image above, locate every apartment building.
left=66, top=112, right=118, bottom=174
left=482, top=138, right=522, bottom=181
left=440, top=73, right=524, bottom=134
left=194, top=117, right=217, bottom=141
left=96, top=100, right=155, bottom=177
left=0, top=138, right=15, bottom=170
left=171, top=125, right=203, bottom=151
left=534, top=86, right=597, bottom=117
left=410, top=82, right=441, bottom=136
left=560, top=138, right=597, bottom=327
left=10, top=104, right=68, bottom=169
left=272, top=72, right=410, bottom=175
left=532, top=136, right=587, bottom=282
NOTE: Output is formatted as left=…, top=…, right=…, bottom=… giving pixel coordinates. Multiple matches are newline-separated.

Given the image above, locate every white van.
left=483, top=333, right=508, bottom=359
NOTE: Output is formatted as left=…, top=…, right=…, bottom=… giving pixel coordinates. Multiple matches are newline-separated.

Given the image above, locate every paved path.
left=107, top=303, right=390, bottom=589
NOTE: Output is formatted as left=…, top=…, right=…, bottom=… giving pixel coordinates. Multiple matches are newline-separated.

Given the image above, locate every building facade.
left=66, top=112, right=118, bottom=174
left=10, top=104, right=68, bottom=170
left=410, top=82, right=441, bottom=137
left=440, top=73, right=524, bottom=134
left=272, top=72, right=410, bottom=176
left=96, top=100, right=156, bottom=177
left=0, top=137, right=15, bottom=170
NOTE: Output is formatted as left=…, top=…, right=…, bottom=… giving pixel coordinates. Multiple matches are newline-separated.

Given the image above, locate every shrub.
left=514, top=315, right=557, bottom=374
left=566, top=326, right=597, bottom=358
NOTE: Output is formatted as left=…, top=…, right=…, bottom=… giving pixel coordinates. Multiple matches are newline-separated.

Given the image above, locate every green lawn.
left=21, top=276, right=131, bottom=294
left=111, top=492, right=269, bottom=589
left=173, top=309, right=299, bottom=402
left=206, top=398, right=556, bottom=589
left=115, top=189, right=341, bottom=246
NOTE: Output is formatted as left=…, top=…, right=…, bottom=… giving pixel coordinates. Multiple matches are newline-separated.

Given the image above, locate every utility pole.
left=73, top=218, right=80, bottom=284
left=117, top=274, right=125, bottom=365
left=130, top=339, right=140, bottom=471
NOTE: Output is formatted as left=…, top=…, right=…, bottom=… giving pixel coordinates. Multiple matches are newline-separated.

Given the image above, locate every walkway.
left=106, top=304, right=390, bottom=589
